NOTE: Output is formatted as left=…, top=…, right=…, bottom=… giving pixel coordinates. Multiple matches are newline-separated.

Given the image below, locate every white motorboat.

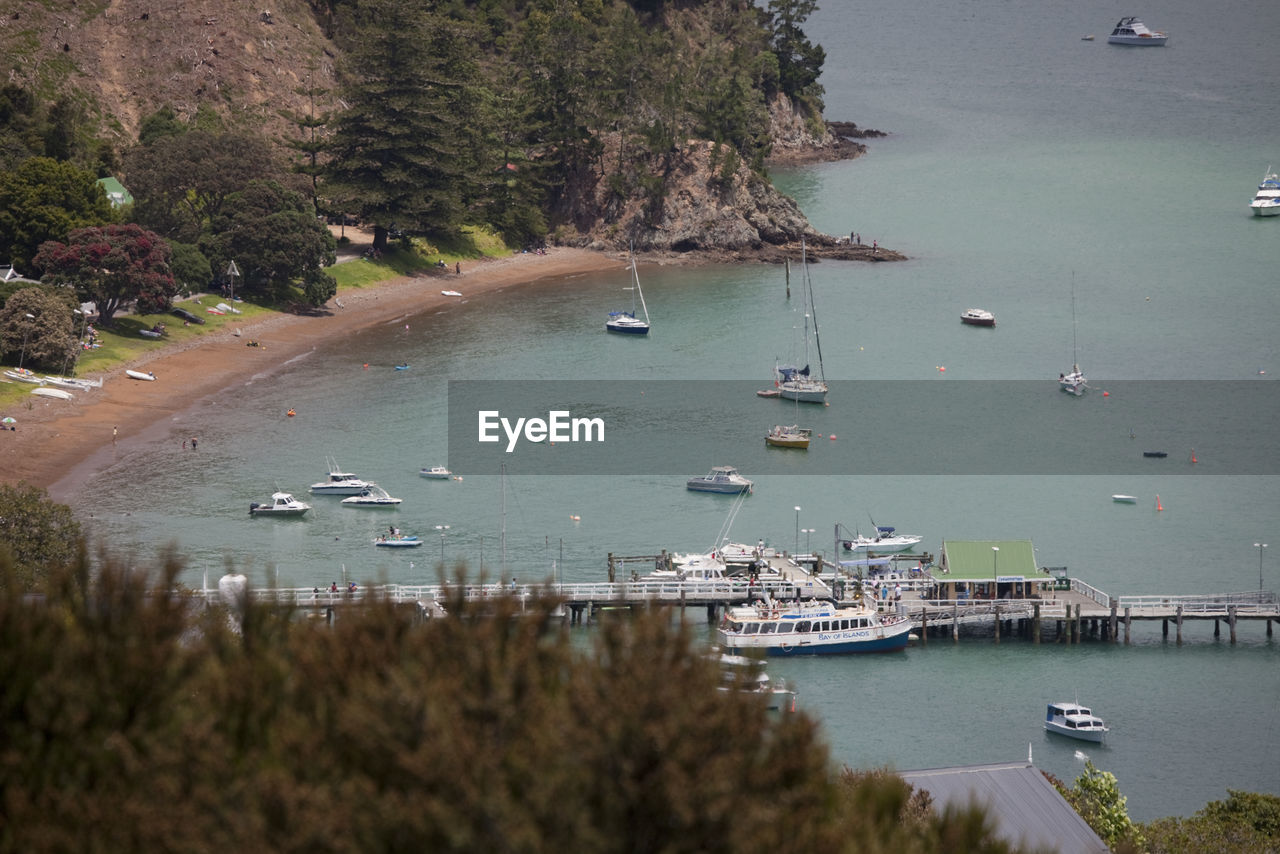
left=125, top=369, right=157, bottom=381
left=960, top=308, right=996, bottom=327
left=1044, top=702, right=1109, bottom=742
left=419, top=465, right=451, bottom=479
left=719, top=599, right=913, bottom=656
left=31, top=386, right=73, bottom=400
left=309, top=459, right=371, bottom=494
left=441, top=290, right=462, bottom=297
left=687, top=465, right=753, bottom=494
left=341, top=483, right=403, bottom=507
left=649, top=552, right=729, bottom=581
left=1107, top=17, right=1168, bottom=46
left=1112, top=494, right=1138, bottom=503
left=841, top=526, right=923, bottom=553
left=716, top=653, right=797, bottom=712
left=1250, top=167, right=1280, bottom=217
left=605, top=247, right=651, bottom=335
left=249, top=491, right=311, bottom=517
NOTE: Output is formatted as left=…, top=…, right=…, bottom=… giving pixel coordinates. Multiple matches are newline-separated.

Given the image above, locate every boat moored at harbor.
left=687, top=465, right=753, bottom=494
left=249, top=491, right=311, bottom=517
left=309, top=459, right=372, bottom=494
left=1044, top=702, right=1109, bottom=742
left=1107, top=17, right=1167, bottom=45
left=719, top=599, right=912, bottom=656
left=1250, top=168, right=1280, bottom=216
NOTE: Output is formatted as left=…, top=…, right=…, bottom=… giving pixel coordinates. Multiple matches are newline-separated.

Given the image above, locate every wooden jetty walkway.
left=200, top=552, right=1280, bottom=646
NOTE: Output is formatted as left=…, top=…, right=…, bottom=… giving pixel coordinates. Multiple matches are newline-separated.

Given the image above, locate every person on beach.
left=190, top=436, right=198, bottom=450
left=112, top=426, right=118, bottom=444
left=455, top=262, right=461, bottom=275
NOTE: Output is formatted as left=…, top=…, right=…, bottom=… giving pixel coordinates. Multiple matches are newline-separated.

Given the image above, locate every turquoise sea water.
left=69, top=0, right=1279, bottom=820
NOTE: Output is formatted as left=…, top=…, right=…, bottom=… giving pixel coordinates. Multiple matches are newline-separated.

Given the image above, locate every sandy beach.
left=0, top=248, right=625, bottom=502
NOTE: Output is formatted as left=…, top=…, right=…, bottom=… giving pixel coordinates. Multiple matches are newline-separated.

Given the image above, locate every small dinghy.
left=1111, top=494, right=1138, bottom=503
left=375, top=534, right=423, bottom=548
left=1143, top=451, right=1168, bottom=458
left=32, top=386, right=73, bottom=400
left=126, top=369, right=157, bottom=381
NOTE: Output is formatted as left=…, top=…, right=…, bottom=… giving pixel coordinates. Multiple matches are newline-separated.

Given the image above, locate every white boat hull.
left=1045, top=722, right=1107, bottom=742
left=1252, top=202, right=1280, bottom=217
left=1107, top=35, right=1167, bottom=45
left=126, top=370, right=156, bottom=381
left=777, top=382, right=827, bottom=404
left=32, top=387, right=74, bottom=400
left=842, top=535, right=923, bottom=553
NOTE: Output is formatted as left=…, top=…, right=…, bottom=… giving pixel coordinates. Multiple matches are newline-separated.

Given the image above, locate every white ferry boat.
left=718, top=599, right=912, bottom=656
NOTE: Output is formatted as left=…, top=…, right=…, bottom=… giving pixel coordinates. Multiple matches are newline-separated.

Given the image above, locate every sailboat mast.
left=632, top=253, right=650, bottom=324
left=800, top=238, right=826, bottom=382
left=1070, top=280, right=1079, bottom=372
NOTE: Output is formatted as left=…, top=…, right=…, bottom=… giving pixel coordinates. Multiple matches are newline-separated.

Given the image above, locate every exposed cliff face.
left=565, top=97, right=901, bottom=263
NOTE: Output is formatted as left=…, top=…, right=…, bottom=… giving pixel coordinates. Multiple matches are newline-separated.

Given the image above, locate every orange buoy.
left=1102, top=391, right=1109, bottom=397
left=829, top=434, right=837, bottom=440
left=286, top=409, right=296, bottom=417
left=1156, top=495, right=1163, bottom=511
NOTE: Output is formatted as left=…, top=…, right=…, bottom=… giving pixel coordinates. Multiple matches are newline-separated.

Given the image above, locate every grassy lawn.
left=1, top=226, right=513, bottom=410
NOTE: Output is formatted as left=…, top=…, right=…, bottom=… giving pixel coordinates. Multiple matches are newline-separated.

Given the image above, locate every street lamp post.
left=436, top=525, right=451, bottom=564
left=802, top=528, right=815, bottom=554
left=794, top=506, right=802, bottom=555
left=1255, top=542, right=1268, bottom=591
left=17, top=313, right=36, bottom=369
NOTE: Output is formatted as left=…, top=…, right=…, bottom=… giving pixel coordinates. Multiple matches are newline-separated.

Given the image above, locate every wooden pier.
left=198, top=558, right=1280, bottom=645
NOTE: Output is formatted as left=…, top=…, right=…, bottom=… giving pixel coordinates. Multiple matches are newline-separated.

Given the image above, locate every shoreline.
left=2, top=248, right=625, bottom=502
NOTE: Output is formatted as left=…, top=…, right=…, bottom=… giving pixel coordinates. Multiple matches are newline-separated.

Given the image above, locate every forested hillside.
left=3, top=0, right=861, bottom=254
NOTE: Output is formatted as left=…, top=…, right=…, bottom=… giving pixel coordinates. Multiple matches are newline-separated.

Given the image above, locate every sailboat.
left=1059, top=284, right=1087, bottom=396
left=605, top=247, right=650, bottom=334
left=774, top=240, right=828, bottom=403
left=766, top=374, right=812, bottom=449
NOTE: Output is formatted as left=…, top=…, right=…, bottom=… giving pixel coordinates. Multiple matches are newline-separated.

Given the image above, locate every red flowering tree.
left=33, top=224, right=176, bottom=325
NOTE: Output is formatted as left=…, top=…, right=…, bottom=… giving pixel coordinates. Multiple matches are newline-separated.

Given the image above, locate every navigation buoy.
left=1102, top=390, right=1109, bottom=397
left=1191, top=449, right=1197, bottom=464
left=1156, top=495, right=1163, bottom=511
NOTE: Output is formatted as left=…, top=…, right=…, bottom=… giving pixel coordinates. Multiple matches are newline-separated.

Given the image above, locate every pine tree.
left=323, top=0, right=481, bottom=248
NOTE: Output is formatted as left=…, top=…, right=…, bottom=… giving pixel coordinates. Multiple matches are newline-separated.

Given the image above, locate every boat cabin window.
left=839, top=619, right=849, bottom=630
left=795, top=620, right=811, bottom=633
left=744, top=623, right=760, bottom=634
left=775, top=623, right=795, bottom=634
left=758, top=622, right=777, bottom=634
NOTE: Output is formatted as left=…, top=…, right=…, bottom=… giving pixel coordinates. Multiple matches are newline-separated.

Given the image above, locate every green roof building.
left=97, top=176, right=133, bottom=208
left=931, top=539, right=1050, bottom=599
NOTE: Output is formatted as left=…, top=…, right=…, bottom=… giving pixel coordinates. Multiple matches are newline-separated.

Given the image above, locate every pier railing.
left=1068, top=578, right=1111, bottom=608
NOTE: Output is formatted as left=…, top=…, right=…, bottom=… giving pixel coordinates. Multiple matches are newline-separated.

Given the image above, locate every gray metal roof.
left=900, top=761, right=1108, bottom=854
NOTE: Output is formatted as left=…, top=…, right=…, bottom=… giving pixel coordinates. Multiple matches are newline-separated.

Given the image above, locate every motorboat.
left=841, top=526, right=923, bottom=553
left=4, top=368, right=42, bottom=384
left=1107, top=17, right=1167, bottom=46
left=606, top=248, right=651, bottom=335
left=715, top=652, right=797, bottom=712
left=960, top=308, right=996, bottom=327
left=309, top=459, right=371, bottom=494
left=649, top=551, right=729, bottom=581
left=1111, top=494, right=1138, bottom=503
left=341, top=483, right=403, bottom=507
left=394, top=364, right=410, bottom=371
left=31, top=386, right=73, bottom=400
left=719, top=599, right=912, bottom=656
left=765, top=424, right=811, bottom=449
left=249, top=491, right=311, bottom=517
left=375, top=534, right=423, bottom=548
left=1250, top=168, right=1280, bottom=217
left=687, top=465, right=753, bottom=494
left=1143, top=451, right=1168, bottom=458
left=125, top=369, right=157, bottom=381
left=1044, top=702, right=1109, bottom=742
left=441, top=290, right=462, bottom=297
left=419, top=466, right=451, bottom=479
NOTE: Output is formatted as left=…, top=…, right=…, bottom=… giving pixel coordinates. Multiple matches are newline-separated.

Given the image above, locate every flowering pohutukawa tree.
left=33, top=224, right=176, bottom=325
